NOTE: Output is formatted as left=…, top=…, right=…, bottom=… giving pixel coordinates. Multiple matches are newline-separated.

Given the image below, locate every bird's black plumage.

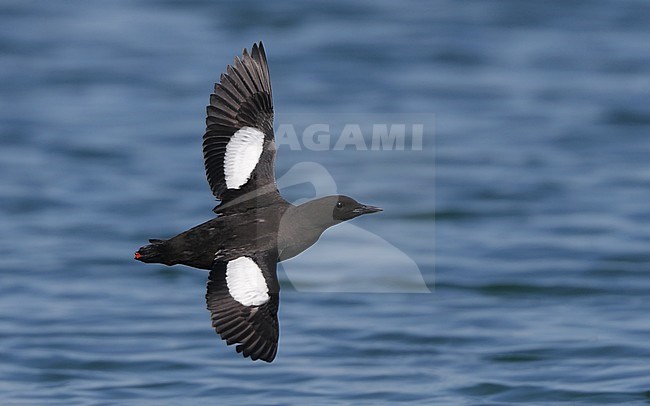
left=203, top=42, right=278, bottom=213
left=135, top=42, right=382, bottom=363
left=206, top=252, right=280, bottom=361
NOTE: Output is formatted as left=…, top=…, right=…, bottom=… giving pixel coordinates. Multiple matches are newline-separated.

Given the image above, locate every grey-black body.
left=139, top=195, right=379, bottom=269
left=135, top=42, right=381, bottom=363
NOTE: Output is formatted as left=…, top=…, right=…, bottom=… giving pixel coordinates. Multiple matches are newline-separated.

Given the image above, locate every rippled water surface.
left=1, top=0, right=650, bottom=404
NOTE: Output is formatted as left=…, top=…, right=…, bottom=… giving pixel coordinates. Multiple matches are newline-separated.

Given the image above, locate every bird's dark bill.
left=354, top=205, right=383, bottom=215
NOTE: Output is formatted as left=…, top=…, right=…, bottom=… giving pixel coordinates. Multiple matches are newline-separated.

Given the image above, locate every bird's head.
left=299, top=195, right=382, bottom=228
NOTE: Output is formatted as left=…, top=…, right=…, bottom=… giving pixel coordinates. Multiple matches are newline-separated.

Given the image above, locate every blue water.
left=2, top=0, right=650, bottom=404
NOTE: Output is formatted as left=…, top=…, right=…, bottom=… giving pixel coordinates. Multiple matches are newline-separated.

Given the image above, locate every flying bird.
left=135, top=42, right=381, bottom=362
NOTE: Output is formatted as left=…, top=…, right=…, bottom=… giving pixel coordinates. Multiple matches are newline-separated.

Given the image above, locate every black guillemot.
left=135, top=42, right=381, bottom=362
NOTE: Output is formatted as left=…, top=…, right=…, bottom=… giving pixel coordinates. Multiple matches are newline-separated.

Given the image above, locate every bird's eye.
left=336, top=202, right=343, bottom=208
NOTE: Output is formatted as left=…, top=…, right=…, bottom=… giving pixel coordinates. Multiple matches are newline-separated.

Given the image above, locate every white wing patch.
left=225, top=256, right=269, bottom=306
left=224, top=127, right=265, bottom=189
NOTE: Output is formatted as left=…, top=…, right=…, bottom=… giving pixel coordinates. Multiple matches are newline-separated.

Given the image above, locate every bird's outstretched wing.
left=203, top=42, right=278, bottom=211
left=206, top=252, right=280, bottom=362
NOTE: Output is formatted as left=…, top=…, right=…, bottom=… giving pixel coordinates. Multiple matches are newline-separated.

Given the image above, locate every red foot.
left=134, top=252, right=141, bottom=260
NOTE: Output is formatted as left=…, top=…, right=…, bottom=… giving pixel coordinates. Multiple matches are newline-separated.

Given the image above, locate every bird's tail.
left=135, top=239, right=169, bottom=264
